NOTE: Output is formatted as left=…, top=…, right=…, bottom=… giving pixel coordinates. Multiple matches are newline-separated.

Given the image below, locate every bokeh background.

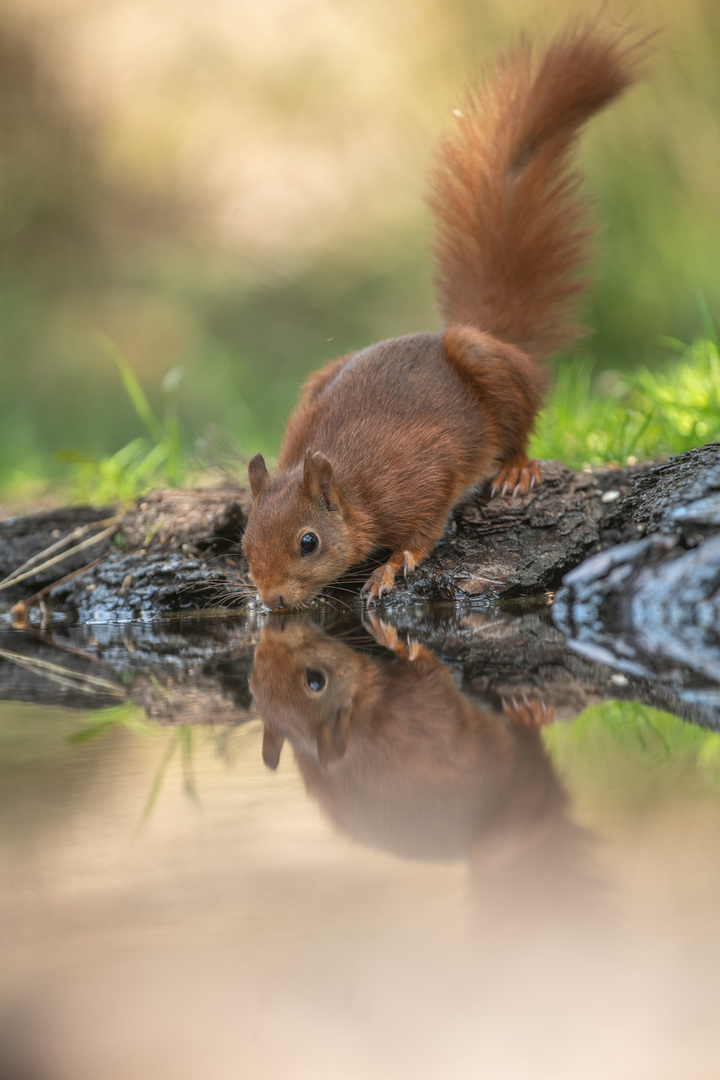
left=1, top=0, right=719, bottom=505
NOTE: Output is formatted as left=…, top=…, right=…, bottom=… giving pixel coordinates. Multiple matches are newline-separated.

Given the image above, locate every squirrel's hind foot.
left=491, top=454, right=542, bottom=498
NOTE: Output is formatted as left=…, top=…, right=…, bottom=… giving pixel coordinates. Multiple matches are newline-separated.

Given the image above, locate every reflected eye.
left=300, top=532, right=319, bottom=556
left=305, top=668, right=326, bottom=692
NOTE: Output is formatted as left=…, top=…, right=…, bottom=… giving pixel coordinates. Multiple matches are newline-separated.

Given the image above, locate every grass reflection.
left=136, top=727, right=197, bottom=834
left=545, top=700, right=720, bottom=825
left=67, top=702, right=154, bottom=744
left=68, top=705, right=200, bottom=830
left=58, top=694, right=720, bottom=835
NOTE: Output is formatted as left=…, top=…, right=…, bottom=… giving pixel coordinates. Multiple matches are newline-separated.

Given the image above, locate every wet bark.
left=552, top=444, right=720, bottom=692
left=1, top=602, right=717, bottom=732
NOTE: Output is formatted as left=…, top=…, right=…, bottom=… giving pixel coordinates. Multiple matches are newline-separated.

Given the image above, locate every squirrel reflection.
left=249, top=615, right=580, bottom=876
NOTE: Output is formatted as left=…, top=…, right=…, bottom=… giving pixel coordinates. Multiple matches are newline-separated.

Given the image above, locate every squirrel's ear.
left=316, top=706, right=351, bottom=768
left=248, top=453, right=271, bottom=499
left=261, top=724, right=284, bottom=770
left=302, top=450, right=342, bottom=511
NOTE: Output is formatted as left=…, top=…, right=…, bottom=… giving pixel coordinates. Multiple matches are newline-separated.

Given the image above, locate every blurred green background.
left=1, top=0, right=719, bottom=509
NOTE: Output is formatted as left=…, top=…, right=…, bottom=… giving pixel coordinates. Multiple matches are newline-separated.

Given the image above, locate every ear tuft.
left=248, top=453, right=271, bottom=499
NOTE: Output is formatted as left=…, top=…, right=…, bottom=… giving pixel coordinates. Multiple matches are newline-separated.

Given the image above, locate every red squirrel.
left=242, top=26, right=642, bottom=608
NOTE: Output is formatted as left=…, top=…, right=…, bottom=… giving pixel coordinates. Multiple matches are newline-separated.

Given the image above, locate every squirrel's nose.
left=262, top=593, right=286, bottom=611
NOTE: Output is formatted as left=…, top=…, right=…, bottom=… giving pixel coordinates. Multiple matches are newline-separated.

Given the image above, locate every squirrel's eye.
left=305, top=668, right=326, bottom=692
left=299, top=532, right=319, bottom=556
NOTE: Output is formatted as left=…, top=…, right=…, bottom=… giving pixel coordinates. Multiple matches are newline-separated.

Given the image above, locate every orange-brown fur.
left=242, top=26, right=643, bottom=608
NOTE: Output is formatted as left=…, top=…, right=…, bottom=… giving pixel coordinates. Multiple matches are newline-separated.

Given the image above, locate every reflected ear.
left=302, top=450, right=342, bottom=511
left=248, top=453, right=271, bottom=499
left=262, top=724, right=284, bottom=770
left=316, top=706, right=351, bottom=768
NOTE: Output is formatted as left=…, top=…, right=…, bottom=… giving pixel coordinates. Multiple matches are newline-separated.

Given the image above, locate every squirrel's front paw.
left=361, top=549, right=417, bottom=603
left=361, top=561, right=398, bottom=603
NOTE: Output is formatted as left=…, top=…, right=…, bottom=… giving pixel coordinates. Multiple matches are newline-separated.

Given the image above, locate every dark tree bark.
left=1, top=445, right=719, bottom=656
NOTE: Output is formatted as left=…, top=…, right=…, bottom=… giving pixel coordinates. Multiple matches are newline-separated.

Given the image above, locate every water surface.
left=1, top=605, right=720, bottom=1079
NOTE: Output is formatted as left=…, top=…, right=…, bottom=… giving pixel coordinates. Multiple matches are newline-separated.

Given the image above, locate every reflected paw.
left=364, top=611, right=422, bottom=662
left=364, top=611, right=399, bottom=650
left=502, top=695, right=554, bottom=729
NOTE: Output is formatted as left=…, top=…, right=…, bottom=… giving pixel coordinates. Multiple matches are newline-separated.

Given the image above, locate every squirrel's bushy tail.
left=427, top=26, right=644, bottom=359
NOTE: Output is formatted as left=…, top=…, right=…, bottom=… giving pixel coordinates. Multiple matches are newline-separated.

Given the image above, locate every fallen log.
left=0, top=445, right=718, bottom=630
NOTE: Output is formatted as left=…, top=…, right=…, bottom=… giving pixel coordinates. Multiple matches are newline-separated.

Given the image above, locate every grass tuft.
left=56, top=336, right=186, bottom=504
left=531, top=333, right=720, bottom=469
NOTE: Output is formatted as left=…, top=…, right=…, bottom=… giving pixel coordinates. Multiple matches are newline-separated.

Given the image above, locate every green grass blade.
left=95, top=332, right=164, bottom=444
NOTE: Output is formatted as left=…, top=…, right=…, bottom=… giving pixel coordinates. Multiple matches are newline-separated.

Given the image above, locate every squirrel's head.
left=242, top=450, right=358, bottom=609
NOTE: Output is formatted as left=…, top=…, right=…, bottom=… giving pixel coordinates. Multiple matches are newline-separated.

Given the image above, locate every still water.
left=1, top=605, right=720, bottom=1079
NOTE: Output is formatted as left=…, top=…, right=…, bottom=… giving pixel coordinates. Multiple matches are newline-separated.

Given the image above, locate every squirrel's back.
left=427, top=27, right=643, bottom=359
